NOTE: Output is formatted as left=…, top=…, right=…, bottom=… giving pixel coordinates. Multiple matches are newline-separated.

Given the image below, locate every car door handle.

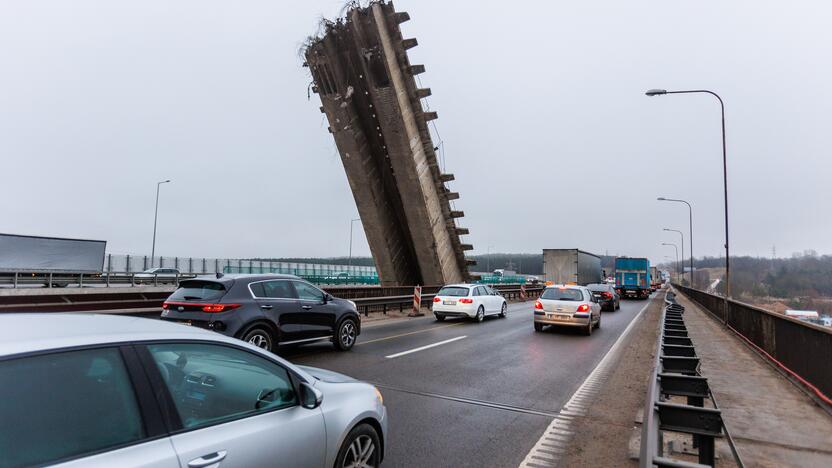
left=260, top=305, right=273, bottom=310
left=301, top=305, right=312, bottom=310
left=188, top=450, right=227, bottom=468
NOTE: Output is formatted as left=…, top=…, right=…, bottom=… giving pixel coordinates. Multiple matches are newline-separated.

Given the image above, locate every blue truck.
left=614, top=257, right=652, bottom=299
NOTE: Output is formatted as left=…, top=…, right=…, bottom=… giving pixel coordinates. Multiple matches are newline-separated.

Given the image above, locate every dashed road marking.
left=518, top=301, right=651, bottom=467
left=384, top=335, right=467, bottom=358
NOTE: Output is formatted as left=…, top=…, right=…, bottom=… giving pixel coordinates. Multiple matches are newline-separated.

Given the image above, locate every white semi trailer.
left=542, top=249, right=603, bottom=286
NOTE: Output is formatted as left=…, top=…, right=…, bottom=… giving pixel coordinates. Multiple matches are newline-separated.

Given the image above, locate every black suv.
left=160, top=274, right=361, bottom=352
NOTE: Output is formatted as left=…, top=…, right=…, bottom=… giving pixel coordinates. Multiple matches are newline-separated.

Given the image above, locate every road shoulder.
left=556, top=293, right=663, bottom=467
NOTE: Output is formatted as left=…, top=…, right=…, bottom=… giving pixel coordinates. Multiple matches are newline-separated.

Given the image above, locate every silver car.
left=533, top=284, right=602, bottom=335
left=0, top=314, right=387, bottom=467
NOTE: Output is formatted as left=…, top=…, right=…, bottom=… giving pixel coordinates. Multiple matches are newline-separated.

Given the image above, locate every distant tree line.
left=706, top=253, right=832, bottom=299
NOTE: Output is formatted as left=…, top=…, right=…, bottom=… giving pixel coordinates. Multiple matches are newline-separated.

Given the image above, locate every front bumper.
left=533, top=311, right=590, bottom=327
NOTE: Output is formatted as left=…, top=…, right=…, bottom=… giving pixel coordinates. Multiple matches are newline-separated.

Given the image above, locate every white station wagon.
left=431, top=284, right=508, bottom=322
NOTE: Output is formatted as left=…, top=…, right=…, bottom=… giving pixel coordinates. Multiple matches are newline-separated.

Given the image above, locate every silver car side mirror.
left=300, top=382, right=324, bottom=409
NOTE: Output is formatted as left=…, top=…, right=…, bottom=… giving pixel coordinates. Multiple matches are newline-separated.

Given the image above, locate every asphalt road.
left=276, top=294, right=655, bottom=468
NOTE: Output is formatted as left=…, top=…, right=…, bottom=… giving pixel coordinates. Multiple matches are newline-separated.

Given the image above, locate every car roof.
left=183, top=273, right=301, bottom=285
left=0, top=314, right=316, bottom=383
left=544, top=284, right=585, bottom=289
left=0, top=313, right=227, bottom=357
left=441, top=284, right=479, bottom=288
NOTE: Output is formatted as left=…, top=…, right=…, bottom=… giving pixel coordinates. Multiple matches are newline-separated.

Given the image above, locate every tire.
left=595, top=313, right=601, bottom=329
left=475, top=306, right=485, bottom=323
left=434, top=313, right=446, bottom=322
left=584, top=319, right=593, bottom=336
left=334, top=318, right=358, bottom=351
left=499, top=302, right=508, bottom=318
left=335, top=423, right=381, bottom=468
left=241, top=327, right=274, bottom=351
left=534, top=322, right=544, bottom=332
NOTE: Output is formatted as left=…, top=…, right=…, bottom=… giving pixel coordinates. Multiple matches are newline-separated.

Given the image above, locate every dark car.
left=587, top=283, right=620, bottom=311
left=160, top=274, right=361, bottom=352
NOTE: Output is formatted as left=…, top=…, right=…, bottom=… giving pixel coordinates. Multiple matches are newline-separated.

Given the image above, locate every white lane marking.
left=384, top=335, right=467, bottom=359
left=519, top=301, right=651, bottom=467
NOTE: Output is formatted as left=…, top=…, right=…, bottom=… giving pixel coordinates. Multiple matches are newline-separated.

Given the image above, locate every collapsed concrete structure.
left=304, top=1, right=473, bottom=286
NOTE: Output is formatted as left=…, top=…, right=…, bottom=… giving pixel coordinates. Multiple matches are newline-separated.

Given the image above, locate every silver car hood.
left=297, top=365, right=357, bottom=383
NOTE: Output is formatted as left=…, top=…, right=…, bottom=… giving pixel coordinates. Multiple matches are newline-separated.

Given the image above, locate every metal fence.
left=103, top=253, right=377, bottom=277
left=674, top=284, right=832, bottom=406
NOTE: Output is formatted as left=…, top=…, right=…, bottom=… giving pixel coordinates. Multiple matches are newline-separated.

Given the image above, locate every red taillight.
left=534, top=301, right=543, bottom=310
left=601, top=292, right=612, bottom=299
left=459, top=298, right=474, bottom=304
left=163, top=301, right=240, bottom=313
left=202, top=303, right=241, bottom=313
left=433, top=297, right=441, bottom=303
left=576, top=304, right=590, bottom=312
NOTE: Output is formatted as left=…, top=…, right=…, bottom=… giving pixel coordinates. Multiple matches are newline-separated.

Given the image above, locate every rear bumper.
left=533, top=312, right=590, bottom=327
left=432, top=304, right=476, bottom=317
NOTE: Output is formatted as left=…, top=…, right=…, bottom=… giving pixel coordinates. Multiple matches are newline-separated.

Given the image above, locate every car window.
left=256, top=280, right=296, bottom=299
left=0, top=348, right=145, bottom=468
left=147, top=343, right=298, bottom=430
left=437, top=286, right=469, bottom=297
left=541, top=288, right=584, bottom=301
left=294, top=281, right=324, bottom=301
left=169, top=281, right=226, bottom=301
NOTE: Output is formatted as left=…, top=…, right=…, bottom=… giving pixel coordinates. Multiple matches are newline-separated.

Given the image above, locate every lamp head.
left=657, top=197, right=666, bottom=201
left=645, top=89, right=667, bottom=96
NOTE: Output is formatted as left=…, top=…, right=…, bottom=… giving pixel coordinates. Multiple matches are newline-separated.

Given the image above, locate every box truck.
left=615, top=257, right=651, bottom=299
left=650, top=266, right=660, bottom=291
left=542, top=249, right=602, bottom=286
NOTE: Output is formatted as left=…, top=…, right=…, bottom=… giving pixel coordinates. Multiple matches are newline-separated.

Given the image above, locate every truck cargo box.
left=542, top=249, right=602, bottom=286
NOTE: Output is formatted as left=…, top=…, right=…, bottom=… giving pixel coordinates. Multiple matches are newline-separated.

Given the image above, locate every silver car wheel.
left=343, top=434, right=376, bottom=468
left=476, top=306, right=484, bottom=322
left=340, top=321, right=357, bottom=348
left=248, top=333, right=270, bottom=349
left=500, top=302, right=507, bottom=317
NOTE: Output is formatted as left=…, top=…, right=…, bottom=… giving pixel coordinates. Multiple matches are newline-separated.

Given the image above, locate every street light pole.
left=658, top=197, right=694, bottom=287
left=348, top=218, right=361, bottom=270
left=663, top=228, right=684, bottom=283
left=662, top=242, right=679, bottom=282
left=646, top=89, right=729, bottom=301
left=151, top=180, right=171, bottom=268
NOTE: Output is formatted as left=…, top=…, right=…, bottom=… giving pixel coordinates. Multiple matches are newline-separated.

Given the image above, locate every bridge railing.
left=673, top=284, right=832, bottom=404
left=0, top=283, right=544, bottom=316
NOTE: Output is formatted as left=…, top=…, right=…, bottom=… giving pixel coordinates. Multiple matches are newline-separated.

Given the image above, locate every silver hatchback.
left=533, top=284, right=602, bottom=335
left=0, top=314, right=386, bottom=468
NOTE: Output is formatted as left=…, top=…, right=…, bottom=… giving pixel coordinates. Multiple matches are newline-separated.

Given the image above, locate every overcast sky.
left=1, top=0, right=830, bottom=265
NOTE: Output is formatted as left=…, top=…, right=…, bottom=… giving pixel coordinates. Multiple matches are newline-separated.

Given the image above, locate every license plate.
left=443, top=300, right=456, bottom=305
left=556, top=315, right=570, bottom=321
left=181, top=321, right=192, bottom=326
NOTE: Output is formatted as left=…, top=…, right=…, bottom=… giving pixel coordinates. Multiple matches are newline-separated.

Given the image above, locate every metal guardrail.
left=673, top=284, right=832, bottom=405
left=640, top=291, right=729, bottom=467
left=0, top=283, right=544, bottom=316
left=0, top=272, right=196, bottom=288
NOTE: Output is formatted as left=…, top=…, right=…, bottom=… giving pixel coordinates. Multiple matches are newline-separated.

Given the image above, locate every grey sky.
left=1, top=0, right=830, bottom=265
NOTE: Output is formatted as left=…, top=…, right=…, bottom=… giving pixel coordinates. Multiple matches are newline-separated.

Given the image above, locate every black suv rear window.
left=168, top=281, right=226, bottom=301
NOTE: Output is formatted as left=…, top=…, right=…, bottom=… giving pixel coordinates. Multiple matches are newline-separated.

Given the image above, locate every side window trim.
left=134, top=340, right=305, bottom=435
